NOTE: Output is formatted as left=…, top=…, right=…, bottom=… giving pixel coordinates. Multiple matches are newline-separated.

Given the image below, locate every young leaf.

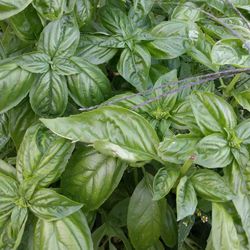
left=190, top=92, right=237, bottom=135
left=127, top=174, right=163, bottom=249
left=176, top=176, right=197, bottom=221
left=117, top=45, right=151, bottom=91
left=153, top=166, right=180, bottom=200
left=41, top=106, right=160, bottom=163
left=34, top=211, right=93, bottom=250
left=16, top=124, right=74, bottom=189
left=211, top=203, right=240, bottom=250
left=29, top=188, right=82, bottom=221
left=37, top=14, right=80, bottom=58
left=191, top=169, right=233, bottom=202
left=61, top=148, right=127, bottom=212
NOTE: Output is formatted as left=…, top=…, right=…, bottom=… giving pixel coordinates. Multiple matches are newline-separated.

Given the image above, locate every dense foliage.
left=1, top=0, right=250, bottom=249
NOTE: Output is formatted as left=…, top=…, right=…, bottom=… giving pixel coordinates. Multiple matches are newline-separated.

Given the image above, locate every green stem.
left=224, top=74, right=241, bottom=95
left=180, top=156, right=195, bottom=176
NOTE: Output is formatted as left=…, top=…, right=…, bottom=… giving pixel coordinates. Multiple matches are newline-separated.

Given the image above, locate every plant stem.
left=180, top=155, right=195, bottom=176
left=224, top=74, right=241, bottom=95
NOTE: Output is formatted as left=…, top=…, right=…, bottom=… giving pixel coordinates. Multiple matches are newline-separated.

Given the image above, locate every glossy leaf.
left=16, top=124, right=74, bottom=189
left=37, top=14, right=80, bottom=58
left=117, top=45, right=151, bottom=91
left=34, top=211, right=93, bottom=250
left=233, top=90, right=250, bottom=112
left=61, top=148, right=127, bottom=212
left=0, top=63, right=35, bottom=114
left=29, top=71, right=68, bottom=117
left=29, top=188, right=82, bottom=221
left=191, top=92, right=237, bottom=135
left=41, top=106, right=160, bottom=163
left=176, top=176, right=197, bottom=221
left=127, top=174, right=163, bottom=250
left=191, top=169, right=233, bottom=202
left=153, top=166, right=180, bottom=200
left=0, top=113, right=9, bottom=152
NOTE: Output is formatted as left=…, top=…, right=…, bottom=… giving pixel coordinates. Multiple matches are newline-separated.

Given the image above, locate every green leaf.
left=0, top=0, right=33, bottom=20
left=76, top=34, right=118, bottom=65
left=190, top=92, right=237, bottom=135
left=196, top=133, right=233, bottom=168
left=191, top=169, right=233, bottom=202
left=236, top=119, right=250, bottom=144
left=67, top=57, right=111, bottom=107
left=127, top=174, right=163, bottom=250
left=8, top=99, right=37, bottom=149
left=224, top=161, right=250, bottom=244
left=29, top=71, right=68, bottom=117
left=211, top=203, right=240, bottom=250
left=0, top=113, right=9, bottom=152
left=0, top=172, right=19, bottom=214
left=17, top=52, right=50, bottom=73
left=176, top=176, right=197, bottom=221
left=33, top=0, right=66, bottom=21
left=37, top=14, right=79, bottom=58
left=132, top=0, right=155, bottom=16
left=100, top=6, right=132, bottom=35
left=211, top=38, right=250, bottom=67
left=233, top=90, right=250, bottom=112
left=29, top=188, right=82, bottom=221
left=41, top=106, right=160, bottom=163
left=34, top=211, right=93, bottom=250
left=8, top=5, right=43, bottom=42
left=0, top=63, right=35, bottom=114
left=74, top=0, right=92, bottom=27
left=117, top=45, right=151, bottom=92
left=0, top=160, right=17, bottom=179
left=160, top=201, right=177, bottom=248
left=16, top=124, right=74, bottom=190
left=0, top=207, right=28, bottom=250
left=146, top=20, right=189, bottom=59
left=61, top=148, right=127, bottom=212
left=158, top=134, right=199, bottom=164
left=153, top=166, right=180, bottom=200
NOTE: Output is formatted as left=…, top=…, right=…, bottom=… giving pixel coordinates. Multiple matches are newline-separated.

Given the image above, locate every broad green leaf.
left=9, top=5, right=42, bottom=42
left=191, top=169, right=233, bottom=202
left=76, top=34, right=118, bottom=65
left=34, top=211, right=93, bottom=250
left=29, top=71, right=68, bottom=117
left=0, top=63, right=35, bottom=114
left=146, top=20, right=189, bottom=59
left=100, top=6, right=133, bottom=35
left=0, top=160, right=17, bottom=179
left=171, top=2, right=200, bottom=22
left=67, top=57, right=111, bottom=107
left=0, top=173, right=19, bottom=213
left=61, top=148, right=127, bottom=212
left=158, top=134, right=199, bottom=164
left=160, top=201, right=177, bottom=248
left=16, top=124, right=74, bottom=190
left=37, top=15, right=80, bottom=58
left=132, top=0, right=155, bottom=16
left=196, top=133, right=233, bottom=168
left=8, top=99, right=37, bottom=149
left=176, top=176, right=197, bottom=221
left=236, top=119, right=250, bottom=144
left=0, top=207, right=28, bottom=250
left=0, top=113, right=9, bottom=152
left=127, top=174, right=163, bottom=250
left=224, top=161, right=250, bottom=244
left=153, top=166, right=180, bottom=200
left=190, top=92, right=237, bottom=135
left=233, top=90, right=250, bottom=112
left=74, top=0, right=92, bottom=27
left=231, top=145, right=249, bottom=167
left=0, top=0, right=33, bottom=20
left=17, top=52, right=50, bottom=73
left=211, top=203, right=240, bottom=250
left=117, top=45, right=151, bottom=91
left=41, top=106, right=160, bottom=163
left=33, top=0, right=66, bottom=21
left=211, top=39, right=250, bottom=67
left=29, top=188, right=82, bottom=221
